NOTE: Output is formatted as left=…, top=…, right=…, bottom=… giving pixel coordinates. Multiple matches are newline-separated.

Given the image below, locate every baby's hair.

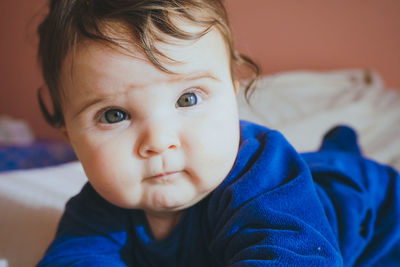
left=37, top=0, right=260, bottom=128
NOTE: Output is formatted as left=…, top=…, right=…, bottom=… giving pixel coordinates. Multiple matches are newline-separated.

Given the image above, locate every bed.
left=1, top=69, right=399, bottom=267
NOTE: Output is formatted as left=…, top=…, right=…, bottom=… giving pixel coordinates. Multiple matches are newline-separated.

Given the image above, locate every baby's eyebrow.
left=73, top=95, right=111, bottom=119
left=169, top=71, right=220, bottom=83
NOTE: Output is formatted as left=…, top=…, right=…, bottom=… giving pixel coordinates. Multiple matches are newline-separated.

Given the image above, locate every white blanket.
left=1, top=69, right=399, bottom=267
left=238, top=69, right=400, bottom=168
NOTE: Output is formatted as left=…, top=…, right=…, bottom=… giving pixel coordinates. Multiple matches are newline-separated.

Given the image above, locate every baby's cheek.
left=79, top=147, right=118, bottom=188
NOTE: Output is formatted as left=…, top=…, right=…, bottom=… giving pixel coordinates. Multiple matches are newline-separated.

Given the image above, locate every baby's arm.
left=38, top=183, right=132, bottom=267
left=205, top=127, right=343, bottom=266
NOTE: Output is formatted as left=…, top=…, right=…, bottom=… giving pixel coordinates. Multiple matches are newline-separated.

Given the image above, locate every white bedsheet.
left=1, top=69, right=399, bottom=267
left=0, top=162, right=87, bottom=267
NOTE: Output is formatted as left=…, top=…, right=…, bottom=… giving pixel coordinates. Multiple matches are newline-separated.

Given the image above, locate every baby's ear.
left=233, top=80, right=240, bottom=95
left=60, top=127, right=70, bottom=143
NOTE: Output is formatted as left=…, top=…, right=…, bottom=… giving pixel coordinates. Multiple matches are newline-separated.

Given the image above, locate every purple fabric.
left=0, top=141, right=77, bottom=171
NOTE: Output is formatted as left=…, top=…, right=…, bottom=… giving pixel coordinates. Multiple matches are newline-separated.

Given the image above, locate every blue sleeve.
left=205, top=124, right=343, bottom=266
left=303, top=151, right=400, bottom=266
left=38, top=183, right=133, bottom=267
left=301, top=125, right=400, bottom=266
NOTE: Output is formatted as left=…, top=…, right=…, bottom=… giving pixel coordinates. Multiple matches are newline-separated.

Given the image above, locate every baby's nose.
left=137, top=120, right=180, bottom=158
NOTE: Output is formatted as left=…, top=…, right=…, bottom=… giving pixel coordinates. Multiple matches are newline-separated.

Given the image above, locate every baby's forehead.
left=64, top=24, right=230, bottom=80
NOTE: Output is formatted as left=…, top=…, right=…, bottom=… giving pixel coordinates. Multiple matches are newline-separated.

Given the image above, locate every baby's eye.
left=176, top=92, right=201, bottom=107
left=100, top=109, right=129, bottom=124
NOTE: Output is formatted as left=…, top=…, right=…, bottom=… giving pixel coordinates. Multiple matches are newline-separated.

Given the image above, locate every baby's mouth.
left=150, top=171, right=180, bottom=179
left=145, top=170, right=184, bottom=183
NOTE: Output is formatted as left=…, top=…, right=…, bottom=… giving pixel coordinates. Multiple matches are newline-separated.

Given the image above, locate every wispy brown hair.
left=37, top=0, right=259, bottom=128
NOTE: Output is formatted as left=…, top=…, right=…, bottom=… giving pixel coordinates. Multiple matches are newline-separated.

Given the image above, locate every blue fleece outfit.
left=38, top=121, right=400, bottom=266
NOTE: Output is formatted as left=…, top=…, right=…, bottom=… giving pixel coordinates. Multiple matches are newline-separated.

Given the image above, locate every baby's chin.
left=147, top=185, right=202, bottom=211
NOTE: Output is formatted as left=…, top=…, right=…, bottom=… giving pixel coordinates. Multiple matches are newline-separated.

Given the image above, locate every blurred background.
left=1, top=0, right=399, bottom=141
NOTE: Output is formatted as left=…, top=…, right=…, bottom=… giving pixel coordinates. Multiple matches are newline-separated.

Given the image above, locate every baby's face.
left=60, top=25, right=240, bottom=215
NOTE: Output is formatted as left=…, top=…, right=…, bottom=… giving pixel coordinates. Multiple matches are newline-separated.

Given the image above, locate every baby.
left=37, top=0, right=400, bottom=266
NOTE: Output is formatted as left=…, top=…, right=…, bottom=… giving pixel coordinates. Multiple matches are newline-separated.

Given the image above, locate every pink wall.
left=1, top=0, right=400, bottom=140
left=227, top=0, right=400, bottom=84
